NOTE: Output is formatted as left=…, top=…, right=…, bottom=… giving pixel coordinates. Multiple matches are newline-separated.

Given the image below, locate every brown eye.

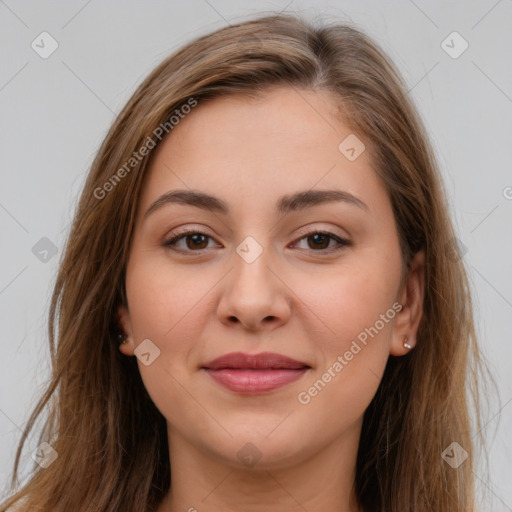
left=307, top=233, right=331, bottom=250
left=292, top=231, right=351, bottom=254
left=184, top=234, right=209, bottom=250
left=164, top=231, right=216, bottom=252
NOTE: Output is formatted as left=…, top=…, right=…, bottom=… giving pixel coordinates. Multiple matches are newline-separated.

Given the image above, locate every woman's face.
left=118, top=86, right=424, bottom=470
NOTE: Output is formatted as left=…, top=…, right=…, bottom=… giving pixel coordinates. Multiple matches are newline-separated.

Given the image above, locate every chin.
left=206, top=427, right=316, bottom=471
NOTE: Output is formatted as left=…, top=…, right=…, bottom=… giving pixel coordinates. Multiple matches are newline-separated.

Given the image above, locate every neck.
left=157, top=418, right=364, bottom=512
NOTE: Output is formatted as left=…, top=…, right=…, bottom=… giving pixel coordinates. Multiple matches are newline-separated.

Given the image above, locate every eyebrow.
left=143, top=188, right=369, bottom=220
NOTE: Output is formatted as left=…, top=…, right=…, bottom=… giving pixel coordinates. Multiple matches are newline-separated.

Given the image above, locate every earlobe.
left=390, top=249, right=426, bottom=356
left=116, top=304, right=134, bottom=355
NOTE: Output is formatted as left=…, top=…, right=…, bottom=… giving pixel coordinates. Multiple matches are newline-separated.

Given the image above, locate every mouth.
left=201, top=352, right=311, bottom=394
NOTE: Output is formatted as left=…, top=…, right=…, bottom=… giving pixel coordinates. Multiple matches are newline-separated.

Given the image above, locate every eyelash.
left=163, top=229, right=351, bottom=255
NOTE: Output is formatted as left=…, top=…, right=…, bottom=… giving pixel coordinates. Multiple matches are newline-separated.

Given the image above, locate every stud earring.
left=118, top=332, right=127, bottom=345
left=403, top=335, right=412, bottom=350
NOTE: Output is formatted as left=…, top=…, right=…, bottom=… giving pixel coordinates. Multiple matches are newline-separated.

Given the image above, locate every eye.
left=164, top=229, right=351, bottom=254
left=164, top=230, right=218, bottom=252
left=291, top=230, right=351, bottom=254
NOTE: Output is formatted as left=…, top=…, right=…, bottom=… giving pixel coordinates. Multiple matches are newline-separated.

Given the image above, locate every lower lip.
left=203, top=368, right=308, bottom=394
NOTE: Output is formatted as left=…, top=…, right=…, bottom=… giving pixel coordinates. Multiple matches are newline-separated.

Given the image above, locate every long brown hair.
left=1, top=12, right=494, bottom=512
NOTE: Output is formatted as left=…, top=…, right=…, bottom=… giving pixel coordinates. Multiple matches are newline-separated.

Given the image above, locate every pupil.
left=188, top=234, right=207, bottom=249
left=310, top=234, right=328, bottom=249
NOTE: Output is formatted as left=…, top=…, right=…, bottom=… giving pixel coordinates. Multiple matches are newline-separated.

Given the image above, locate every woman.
left=1, top=12, right=491, bottom=512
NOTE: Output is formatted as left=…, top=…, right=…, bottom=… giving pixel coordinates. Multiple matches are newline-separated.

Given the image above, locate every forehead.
left=138, top=86, right=387, bottom=219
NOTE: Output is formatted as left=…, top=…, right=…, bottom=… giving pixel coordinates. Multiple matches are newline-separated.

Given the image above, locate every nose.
left=216, top=248, right=291, bottom=332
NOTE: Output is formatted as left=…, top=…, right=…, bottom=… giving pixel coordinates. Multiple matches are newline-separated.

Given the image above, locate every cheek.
left=293, top=248, right=399, bottom=412
left=124, top=258, right=214, bottom=427
left=124, top=257, right=214, bottom=413
left=295, top=276, right=396, bottom=432
left=125, top=255, right=213, bottom=339
left=298, top=248, right=400, bottom=347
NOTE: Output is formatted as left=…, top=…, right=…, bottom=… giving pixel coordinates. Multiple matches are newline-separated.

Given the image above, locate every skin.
left=118, top=86, right=425, bottom=512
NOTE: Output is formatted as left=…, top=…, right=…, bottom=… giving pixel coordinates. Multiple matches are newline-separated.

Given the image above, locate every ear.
left=390, top=249, right=425, bottom=356
left=117, top=304, right=135, bottom=356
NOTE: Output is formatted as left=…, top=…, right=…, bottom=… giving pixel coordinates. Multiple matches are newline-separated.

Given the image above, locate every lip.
left=201, top=352, right=311, bottom=394
left=203, top=351, right=309, bottom=370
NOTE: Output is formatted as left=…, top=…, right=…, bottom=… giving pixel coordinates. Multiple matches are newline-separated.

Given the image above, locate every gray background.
left=0, top=1, right=511, bottom=510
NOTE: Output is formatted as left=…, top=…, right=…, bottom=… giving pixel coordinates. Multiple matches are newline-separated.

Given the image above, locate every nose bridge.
left=232, top=246, right=272, bottom=298
left=217, top=238, right=290, bottom=329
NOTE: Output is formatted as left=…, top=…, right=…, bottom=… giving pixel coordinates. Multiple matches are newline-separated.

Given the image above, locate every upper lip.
left=202, top=352, right=310, bottom=370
